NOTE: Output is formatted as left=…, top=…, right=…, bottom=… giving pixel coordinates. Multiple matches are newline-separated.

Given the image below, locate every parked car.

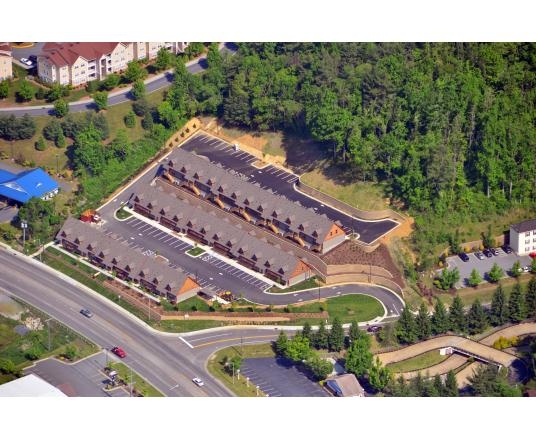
left=80, top=308, right=93, bottom=318
left=483, top=249, right=493, bottom=258
left=367, top=325, right=382, bottom=333
left=459, top=253, right=470, bottom=262
left=491, top=248, right=500, bottom=256
left=530, top=251, right=536, bottom=259
left=502, top=245, right=513, bottom=254
left=111, top=346, right=126, bottom=358
left=474, top=252, right=485, bottom=260
left=523, top=266, right=531, bottom=273
left=20, top=57, right=33, bottom=66
left=192, top=377, right=204, bottom=387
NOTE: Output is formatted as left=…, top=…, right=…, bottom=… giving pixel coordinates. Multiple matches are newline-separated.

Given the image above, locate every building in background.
left=0, top=43, right=13, bottom=81
left=0, top=374, right=67, bottom=397
left=0, top=168, right=59, bottom=205
left=510, top=219, right=536, bottom=256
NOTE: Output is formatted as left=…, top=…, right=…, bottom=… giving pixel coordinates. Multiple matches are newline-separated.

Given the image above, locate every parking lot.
left=24, top=351, right=128, bottom=397
left=240, top=357, right=329, bottom=397
left=446, top=249, right=533, bottom=288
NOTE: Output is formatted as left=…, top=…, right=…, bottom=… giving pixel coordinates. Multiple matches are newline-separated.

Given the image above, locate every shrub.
left=124, top=110, right=136, bottom=128
left=35, top=136, right=47, bottom=151
left=35, top=87, right=46, bottom=100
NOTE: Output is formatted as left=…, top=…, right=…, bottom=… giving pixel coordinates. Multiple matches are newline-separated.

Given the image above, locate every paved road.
left=180, top=132, right=399, bottom=244
left=0, top=43, right=237, bottom=117
left=0, top=247, right=232, bottom=397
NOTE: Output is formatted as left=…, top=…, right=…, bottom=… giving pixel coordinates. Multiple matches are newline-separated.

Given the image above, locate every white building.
left=510, top=219, right=536, bottom=256
left=0, top=374, right=67, bottom=397
left=0, top=43, right=13, bottom=81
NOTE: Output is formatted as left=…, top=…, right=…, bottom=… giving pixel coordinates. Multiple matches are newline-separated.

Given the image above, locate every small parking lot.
left=240, top=357, right=329, bottom=397
left=446, top=249, right=533, bottom=288
left=24, top=351, right=128, bottom=397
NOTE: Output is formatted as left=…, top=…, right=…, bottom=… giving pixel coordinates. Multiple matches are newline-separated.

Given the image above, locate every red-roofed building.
left=0, top=43, right=12, bottom=81
left=37, top=42, right=189, bottom=86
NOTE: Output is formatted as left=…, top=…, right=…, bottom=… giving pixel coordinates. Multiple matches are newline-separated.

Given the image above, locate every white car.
left=192, top=377, right=204, bottom=387
left=20, top=58, right=33, bottom=67
left=523, top=266, right=531, bottom=273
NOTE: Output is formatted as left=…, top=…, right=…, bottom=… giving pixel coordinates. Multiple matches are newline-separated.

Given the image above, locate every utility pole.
left=21, top=220, right=28, bottom=253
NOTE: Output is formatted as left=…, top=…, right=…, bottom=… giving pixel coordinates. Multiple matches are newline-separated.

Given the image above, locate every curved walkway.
left=399, top=354, right=467, bottom=380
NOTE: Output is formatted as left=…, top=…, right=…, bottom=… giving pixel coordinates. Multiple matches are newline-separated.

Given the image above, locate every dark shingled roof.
left=511, top=219, right=536, bottom=234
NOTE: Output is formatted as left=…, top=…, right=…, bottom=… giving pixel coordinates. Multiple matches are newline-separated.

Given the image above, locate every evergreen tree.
left=415, top=302, right=432, bottom=340
left=432, top=298, right=449, bottom=335
left=328, top=317, right=344, bottom=352
left=131, top=79, right=146, bottom=101
left=467, top=298, right=488, bottom=335
left=274, top=331, right=288, bottom=356
left=468, top=268, right=483, bottom=287
left=448, top=296, right=466, bottom=333
left=368, top=357, right=391, bottom=392
left=488, top=263, right=505, bottom=283
left=53, top=99, right=68, bottom=118
left=314, top=320, right=328, bottom=350
left=445, top=370, right=459, bottom=396
left=301, top=321, right=312, bottom=342
left=347, top=319, right=360, bottom=348
left=490, top=284, right=508, bottom=326
left=508, top=282, right=526, bottom=323
left=433, top=374, right=445, bottom=397
left=55, top=130, right=66, bottom=148
left=395, top=306, right=417, bottom=344
left=511, top=260, right=522, bottom=278
left=525, top=277, right=536, bottom=319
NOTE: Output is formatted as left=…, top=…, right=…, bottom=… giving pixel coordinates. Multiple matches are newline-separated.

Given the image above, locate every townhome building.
left=510, top=219, right=536, bottom=256
left=57, top=218, right=200, bottom=303
left=162, top=149, right=347, bottom=254
left=37, top=42, right=189, bottom=86
left=132, top=185, right=312, bottom=286
left=0, top=43, right=12, bottom=81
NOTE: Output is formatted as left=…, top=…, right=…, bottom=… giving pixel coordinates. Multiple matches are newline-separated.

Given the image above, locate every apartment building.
left=132, top=185, right=312, bottom=286
left=0, top=43, right=12, bottom=81
left=57, top=218, right=200, bottom=303
left=162, top=149, right=347, bottom=254
left=38, top=42, right=189, bottom=86
left=510, top=219, right=536, bottom=256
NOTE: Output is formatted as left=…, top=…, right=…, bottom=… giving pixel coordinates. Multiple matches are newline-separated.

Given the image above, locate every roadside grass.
left=153, top=320, right=230, bottom=333
left=186, top=246, right=205, bottom=257
left=269, top=276, right=319, bottom=293
left=206, top=343, right=274, bottom=397
left=386, top=350, right=449, bottom=374
left=108, top=361, right=164, bottom=397
left=115, top=207, right=132, bottom=220
left=175, top=296, right=212, bottom=312
left=300, top=167, right=390, bottom=211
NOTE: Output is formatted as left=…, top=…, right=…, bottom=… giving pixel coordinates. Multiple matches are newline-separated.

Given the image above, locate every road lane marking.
left=192, top=334, right=278, bottom=348
left=178, top=337, right=194, bottom=349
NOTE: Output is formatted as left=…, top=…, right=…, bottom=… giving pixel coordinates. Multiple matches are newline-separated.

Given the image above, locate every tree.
left=124, top=110, right=136, bottom=128
left=467, top=298, right=488, bottom=335
left=72, top=124, right=106, bottom=175
left=46, top=83, right=65, bottom=102
left=531, top=257, right=536, bottom=274
left=490, top=284, right=508, bottom=326
left=307, top=353, right=333, bottom=380
left=488, top=263, right=504, bottom=283
left=345, top=334, right=372, bottom=377
left=64, top=345, right=78, bottom=360
left=435, top=267, right=460, bottom=290
left=347, top=319, right=360, bottom=347
left=285, top=334, right=312, bottom=362
left=448, top=295, right=466, bottom=333
left=101, top=73, right=121, bottom=91
left=0, top=80, right=9, bottom=99
left=328, top=317, right=344, bottom=352
left=154, top=47, right=173, bottom=71
left=93, top=113, right=110, bottom=140
left=301, top=321, right=312, bottom=342
left=157, top=101, right=179, bottom=129
left=54, top=99, right=69, bottom=118
left=35, top=136, right=46, bottom=151
left=415, top=302, right=432, bottom=340
left=468, top=268, right=482, bottom=287
left=43, top=119, right=62, bottom=141
left=314, top=320, right=328, bottom=349
left=526, top=277, right=536, bottom=319
left=395, top=306, right=417, bottom=343
left=275, top=331, right=288, bottom=356
left=0, top=358, right=20, bottom=376
left=16, top=80, right=35, bottom=102
left=432, top=299, right=450, bottom=335
left=131, top=79, right=146, bottom=101
left=17, top=197, right=56, bottom=241
left=124, top=60, right=147, bottom=83
left=368, top=357, right=391, bottom=391
left=468, top=364, right=522, bottom=397
left=445, top=370, right=459, bottom=396
left=508, top=282, right=526, bottom=323
left=511, top=260, right=522, bottom=278
left=132, top=98, right=149, bottom=116
left=377, top=322, right=397, bottom=347
left=55, top=130, right=66, bottom=148
left=93, top=91, right=108, bottom=111
left=433, top=374, right=445, bottom=397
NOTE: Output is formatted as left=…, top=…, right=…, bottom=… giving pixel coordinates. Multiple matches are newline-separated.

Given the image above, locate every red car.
left=529, top=251, right=536, bottom=259
left=111, top=346, right=126, bottom=358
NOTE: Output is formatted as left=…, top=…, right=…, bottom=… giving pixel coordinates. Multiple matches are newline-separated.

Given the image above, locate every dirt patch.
left=235, top=134, right=267, bottom=152
left=322, top=241, right=404, bottom=287
left=381, top=217, right=415, bottom=245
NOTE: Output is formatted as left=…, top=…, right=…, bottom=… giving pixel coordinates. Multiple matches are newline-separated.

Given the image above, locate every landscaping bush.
left=124, top=110, right=136, bottom=128
left=35, top=136, right=47, bottom=151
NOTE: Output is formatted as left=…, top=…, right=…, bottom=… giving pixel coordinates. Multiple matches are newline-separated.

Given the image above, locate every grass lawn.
left=186, top=246, right=205, bottom=257
left=153, top=320, right=230, bottom=333
left=175, top=296, right=211, bottom=312
left=386, top=350, right=448, bottom=373
left=206, top=343, right=274, bottom=397
left=300, top=167, right=390, bottom=211
left=108, top=361, right=164, bottom=397
left=115, top=207, right=132, bottom=220
left=269, top=276, right=319, bottom=293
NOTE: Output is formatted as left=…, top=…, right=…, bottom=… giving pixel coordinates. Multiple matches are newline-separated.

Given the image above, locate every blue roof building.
left=0, top=168, right=59, bottom=204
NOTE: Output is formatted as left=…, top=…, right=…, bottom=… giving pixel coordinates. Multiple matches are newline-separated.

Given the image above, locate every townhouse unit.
left=57, top=218, right=200, bottom=303
left=162, top=149, right=346, bottom=254
left=132, top=185, right=312, bottom=287
left=510, top=219, right=536, bottom=256
left=37, top=42, right=189, bottom=86
left=0, top=43, right=12, bottom=81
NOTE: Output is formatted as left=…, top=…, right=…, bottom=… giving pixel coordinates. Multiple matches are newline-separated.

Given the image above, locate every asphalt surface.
left=180, top=132, right=398, bottom=244
left=1, top=43, right=237, bottom=117
left=445, top=249, right=533, bottom=288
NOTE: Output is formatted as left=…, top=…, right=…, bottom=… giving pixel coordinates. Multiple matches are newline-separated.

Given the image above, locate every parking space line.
left=163, top=237, right=175, bottom=243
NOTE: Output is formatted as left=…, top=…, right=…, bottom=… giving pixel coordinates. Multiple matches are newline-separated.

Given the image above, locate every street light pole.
left=21, top=220, right=27, bottom=253
left=45, top=318, right=52, bottom=351
left=56, top=154, right=59, bottom=176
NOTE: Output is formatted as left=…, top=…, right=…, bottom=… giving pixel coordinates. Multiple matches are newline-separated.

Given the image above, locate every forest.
left=169, top=42, right=536, bottom=268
